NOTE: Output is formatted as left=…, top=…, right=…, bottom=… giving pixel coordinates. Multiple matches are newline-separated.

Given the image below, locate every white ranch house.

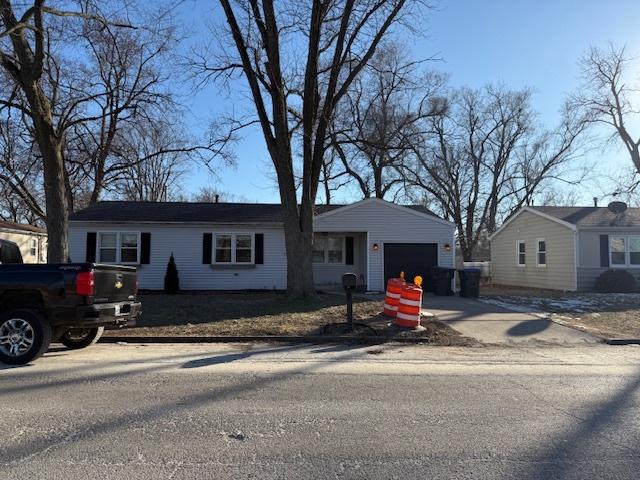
left=68, top=198, right=456, bottom=292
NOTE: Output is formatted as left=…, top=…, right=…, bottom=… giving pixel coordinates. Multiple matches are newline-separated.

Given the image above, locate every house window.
left=98, top=232, right=140, bottom=264
left=30, top=238, right=38, bottom=257
left=98, top=233, right=117, bottom=263
left=610, top=237, right=627, bottom=266
left=214, top=234, right=254, bottom=264
left=313, top=234, right=344, bottom=264
left=517, top=241, right=526, bottom=266
left=536, top=239, right=547, bottom=267
left=610, top=236, right=640, bottom=267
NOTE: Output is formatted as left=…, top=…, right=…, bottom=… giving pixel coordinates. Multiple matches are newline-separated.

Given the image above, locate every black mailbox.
left=342, top=273, right=358, bottom=291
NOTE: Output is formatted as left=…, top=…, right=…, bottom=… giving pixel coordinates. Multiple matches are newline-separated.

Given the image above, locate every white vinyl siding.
left=491, top=210, right=576, bottom=291
left=70, top=224, right=286, bottom=290
left=69, top=199, right=455, bottom=292
left=313, top=199, right=455, bottom=291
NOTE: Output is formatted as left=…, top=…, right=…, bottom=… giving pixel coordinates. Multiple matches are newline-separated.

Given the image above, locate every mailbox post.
left=342, top=273, right=358, bottom=332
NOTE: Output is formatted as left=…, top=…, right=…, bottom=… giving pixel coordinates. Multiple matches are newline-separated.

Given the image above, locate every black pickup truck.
left=0, top=239, right=141, bottom=365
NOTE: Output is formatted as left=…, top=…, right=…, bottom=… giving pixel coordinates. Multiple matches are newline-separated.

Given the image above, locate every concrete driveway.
left=422, top=294, right=599, bottom=344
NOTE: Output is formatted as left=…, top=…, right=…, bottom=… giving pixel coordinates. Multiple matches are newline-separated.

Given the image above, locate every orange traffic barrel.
left=383, top=278, right=405, bottom=317
left=396, top=283, right=423, bottom=328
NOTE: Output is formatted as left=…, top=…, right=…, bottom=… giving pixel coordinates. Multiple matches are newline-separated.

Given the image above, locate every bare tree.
left=208, top=0, right=421, bottom=296
left=574, top=44, right=640, bottom=185
left=407, top=85, right=586, bottom=261
left=115, top=120, right=190, bottom=202
left=330, top=44, right=446, bottom=199
left=0, top=0, right=78, bottom=262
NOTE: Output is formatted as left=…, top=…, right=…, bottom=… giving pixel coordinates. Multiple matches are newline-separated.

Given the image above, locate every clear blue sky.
left=178, top=0, right=640, bottom=205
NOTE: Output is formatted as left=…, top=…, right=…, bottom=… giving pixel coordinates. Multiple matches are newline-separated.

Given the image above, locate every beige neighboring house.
left=0, top=220, right=47, bottom=263
left=490, top=202, right=640, bottom=292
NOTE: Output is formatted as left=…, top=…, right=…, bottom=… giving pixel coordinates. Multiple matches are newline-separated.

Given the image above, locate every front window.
left=98, top=232, right=139, bottom=264
left=517, top=241, right=526, bottom=266
left=120, top=233, right=139, bottom=263
left=215, top=234, right=232, bottom=263
left=610, top=236, right=640, bottom=267
left=235, top=235, right=253, bottom=263
left=30, top=238, right=38, bottom=257
left=214, top=234, right=254, bottom=264
left=313, top=234, right=344, bottom=264
left=610, top=237, right=626, bottom=266
left=537, top=239, right=547, bottom=267
left=98, top=233, right=117, bottom=263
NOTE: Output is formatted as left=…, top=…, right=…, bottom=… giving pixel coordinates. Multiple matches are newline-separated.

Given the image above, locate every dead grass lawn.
left=106, top=292, right=470, bottom=345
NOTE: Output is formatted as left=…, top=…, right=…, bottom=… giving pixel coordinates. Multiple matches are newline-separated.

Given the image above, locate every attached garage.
left=313, top=198, right=456, bottom=292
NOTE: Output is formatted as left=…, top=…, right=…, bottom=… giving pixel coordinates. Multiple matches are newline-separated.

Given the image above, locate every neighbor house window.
left=98, top=232, right=140, bottom=264
left=214, top=234, right=254, bottom=264
left=610, top=236, right=640, bottom=267
left=610, top=236, right=627, bottom=266
left=517, top=241, right=526, bottom=266
left=313, top=234, right=344, bottom=264
left=536, top=239, right=547, bottom=267
left=30, top=238, right=38, bottom=257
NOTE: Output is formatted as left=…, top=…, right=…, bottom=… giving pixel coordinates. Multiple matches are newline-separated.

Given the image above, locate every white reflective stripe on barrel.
left=383, top=303, right=398, bottom=311
left=396, top=311, right=420, bottom=321
left=399, top=298, right=422, bottom=307
left=386, top=292, right=401, bottom=299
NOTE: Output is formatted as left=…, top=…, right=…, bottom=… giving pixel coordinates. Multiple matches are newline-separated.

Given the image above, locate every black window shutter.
left=141, top=233, right=151, bottom=264
left=86, top=232, right=97, bottom=263
left=255, top=233, right=264, bottom=264
left=600, top=234, right=609, bottom=267
left=203, top=233, right=213, bottom=264
left=345, top=236, right=354, bottom=265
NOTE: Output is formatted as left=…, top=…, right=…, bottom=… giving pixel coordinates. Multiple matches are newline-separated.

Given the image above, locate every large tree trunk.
left=36, top=130, right=68, bottom=263
left=26, top=88, right=69, bottom=264
left=283, top=220, right=315, bottom=297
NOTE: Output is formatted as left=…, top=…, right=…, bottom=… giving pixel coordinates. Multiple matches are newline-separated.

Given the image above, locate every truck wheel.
left=60, top=327, right=104, bottom=350
left=0, top=310, right=52, bottom=365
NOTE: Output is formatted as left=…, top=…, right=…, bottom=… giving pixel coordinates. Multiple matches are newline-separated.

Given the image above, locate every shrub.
left=594, top=269, right=637, bottom=293
left=164, top=253, right=180, bottom=293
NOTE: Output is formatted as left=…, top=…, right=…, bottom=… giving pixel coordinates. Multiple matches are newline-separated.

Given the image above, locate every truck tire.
left=60, top=327, right=104, bottom=350
left=0, top=309, right=52, bottom=365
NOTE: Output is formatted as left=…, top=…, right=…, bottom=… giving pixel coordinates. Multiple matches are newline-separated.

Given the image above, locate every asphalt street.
left=1, top=342, right=640, bottom=479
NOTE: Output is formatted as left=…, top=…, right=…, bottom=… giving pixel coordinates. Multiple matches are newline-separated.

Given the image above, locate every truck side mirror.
left=342, top=273, right=358, bottom=291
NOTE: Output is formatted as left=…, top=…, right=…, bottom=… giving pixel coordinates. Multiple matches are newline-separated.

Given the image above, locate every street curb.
left=99, top=335, right=435, bottom=345
left=604, top=338, right=640, bottom=345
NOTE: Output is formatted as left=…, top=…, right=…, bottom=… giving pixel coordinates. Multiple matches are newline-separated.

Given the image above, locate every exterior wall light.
left=444, top=243, right=452, bottom=252
left=372, top=243, right=379, bottom=251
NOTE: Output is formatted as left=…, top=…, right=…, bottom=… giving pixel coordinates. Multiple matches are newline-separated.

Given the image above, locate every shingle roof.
left=69, top=201, right=441, bottom=223
left=0, top=220, right=46, bottom=234
left=531, top=206, right=640, bottom=228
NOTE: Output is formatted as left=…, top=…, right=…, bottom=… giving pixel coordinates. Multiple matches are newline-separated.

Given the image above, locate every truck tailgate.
left=92, top=264, right=138, bottom=303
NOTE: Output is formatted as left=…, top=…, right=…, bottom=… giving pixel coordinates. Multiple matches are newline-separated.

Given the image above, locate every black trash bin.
left=458, top=268, right=481, bottom=298
left=432, top=267, right=455, bottom=296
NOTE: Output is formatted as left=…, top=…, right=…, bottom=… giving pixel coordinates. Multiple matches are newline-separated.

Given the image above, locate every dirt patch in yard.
left=106, top=292, right=472, bottom=345
left=481, top=285, right=640, bottom=339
